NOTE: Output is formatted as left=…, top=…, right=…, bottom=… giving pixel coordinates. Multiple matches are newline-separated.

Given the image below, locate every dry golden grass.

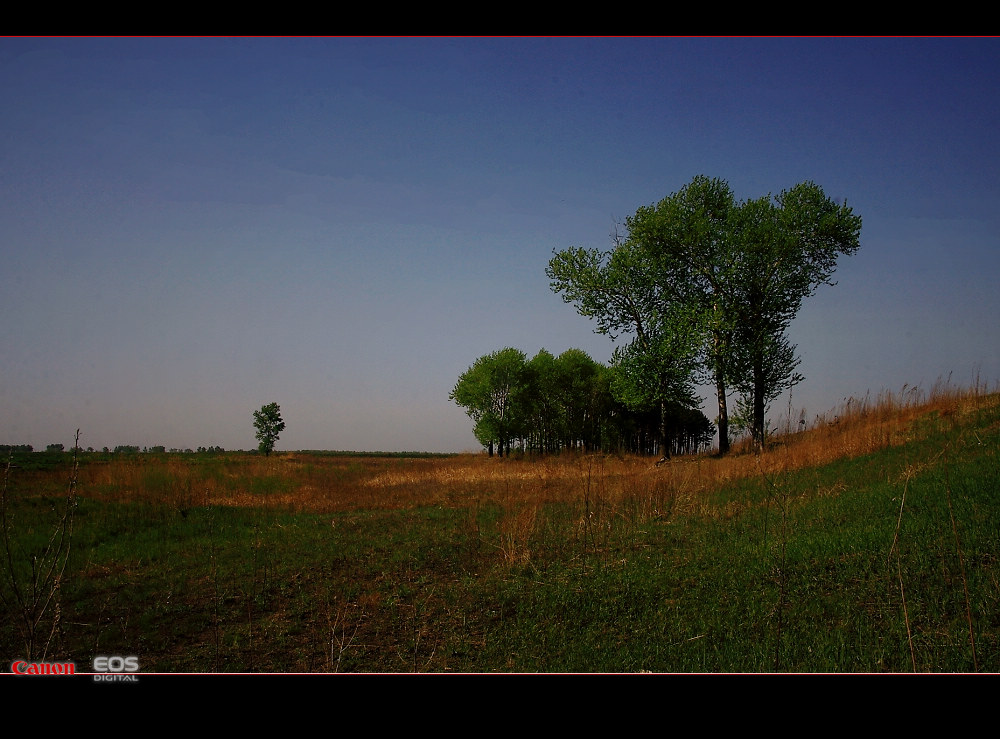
left=60, top=381, right=996, bottom=517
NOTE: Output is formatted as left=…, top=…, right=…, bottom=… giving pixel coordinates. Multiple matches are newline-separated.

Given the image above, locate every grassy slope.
left=2, top=387, right=998, bottom=672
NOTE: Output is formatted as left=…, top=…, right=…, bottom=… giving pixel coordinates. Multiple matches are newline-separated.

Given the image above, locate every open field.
left=3, top=382, right=999, bottom=672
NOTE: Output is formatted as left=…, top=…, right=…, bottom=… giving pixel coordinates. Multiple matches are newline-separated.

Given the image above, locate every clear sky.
left=2, top=37, right=998, bottom=453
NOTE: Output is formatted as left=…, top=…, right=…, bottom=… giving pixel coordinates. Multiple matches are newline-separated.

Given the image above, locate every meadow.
left=2, top=381, right=998, bottom=673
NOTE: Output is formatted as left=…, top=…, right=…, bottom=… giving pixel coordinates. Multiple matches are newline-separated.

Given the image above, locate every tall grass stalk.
left=329, top=604, right=362, bottom=673
left=0, top=430, right=80, bottom=661
left=889, top=468, right=917, bottom=672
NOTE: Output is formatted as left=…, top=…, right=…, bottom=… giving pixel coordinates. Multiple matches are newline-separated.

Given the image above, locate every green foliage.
left=626, top=175, right=740, bottom=452
left=452, top=346, right=712, bottom=456
left=252, top=402, right=285, bottom=457
left=547, top=234, right=704, bottom=457
left=551, top=348, right=612, bottom=451
left=723, top=182, right=861, bottom=448
left=608, top=324, right=700, bottom=413
left=566, top=175, right=862, bottom=454
left=450, top=348, right=531, bottom=457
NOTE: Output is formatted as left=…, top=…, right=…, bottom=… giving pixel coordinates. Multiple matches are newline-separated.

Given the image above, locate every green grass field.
left=3, top=387, right=998, bottom=673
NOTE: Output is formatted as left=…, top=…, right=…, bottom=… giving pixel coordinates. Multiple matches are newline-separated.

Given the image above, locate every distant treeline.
left=2, top=445, right=229, bottom=455
left=451, top=347, right=715, bottom=458
left=2, top=445, right=453, bottom=459
left=0, top=444, right=35, bottom=454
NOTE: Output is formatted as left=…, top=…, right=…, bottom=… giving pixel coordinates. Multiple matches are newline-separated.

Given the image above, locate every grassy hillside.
left=2, top=383, right=997, bottom=672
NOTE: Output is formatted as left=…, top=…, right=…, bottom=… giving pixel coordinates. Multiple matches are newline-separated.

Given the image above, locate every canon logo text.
left=11, top=660, right=76, bottom=675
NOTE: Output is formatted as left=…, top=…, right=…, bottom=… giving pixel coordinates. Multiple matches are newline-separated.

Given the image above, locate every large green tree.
left=525, top=348, right=563, bottom=453
left=626, top=175, right=739, bottom=453
left=555, top=175, right=861, bottom=455
left=553, top=348, right=613, bottom=452
left=450, top=348, right=531, bottom=457
left=723, top=183, right=861, bottom=449
left=547, top=238, right=701, bottom=460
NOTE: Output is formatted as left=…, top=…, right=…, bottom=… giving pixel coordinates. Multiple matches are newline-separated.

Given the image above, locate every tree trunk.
left=715, top=368, right=730, bottom=455
left=658, top=399, right=671, bottom=462
left=752, top=360, right=766, bottom=453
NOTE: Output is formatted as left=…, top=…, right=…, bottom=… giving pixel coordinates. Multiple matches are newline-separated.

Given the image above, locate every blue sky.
left=2, top=37, right=998, bottom=452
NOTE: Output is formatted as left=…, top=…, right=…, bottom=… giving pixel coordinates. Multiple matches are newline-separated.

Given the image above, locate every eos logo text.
left=93, top=656, right=139, bottom=682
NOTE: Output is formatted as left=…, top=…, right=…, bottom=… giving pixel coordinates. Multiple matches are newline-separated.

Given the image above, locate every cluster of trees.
left=452, top=176, right=861, bottom=459
left=547, top=175, right=862, bottom=454
left=451, top=347, right=714, bottom=457
left=0, top=445, right=34, bottom=454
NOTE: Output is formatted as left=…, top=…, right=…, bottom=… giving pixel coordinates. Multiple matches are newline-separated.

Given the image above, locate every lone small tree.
left=252, top=402, right=285, bottom=456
